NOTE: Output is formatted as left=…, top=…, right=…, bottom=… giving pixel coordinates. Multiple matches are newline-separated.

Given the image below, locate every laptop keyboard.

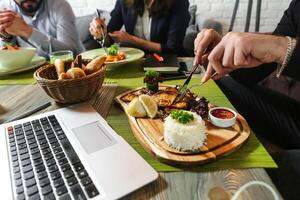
left=6, top=115, right=100, bottom=200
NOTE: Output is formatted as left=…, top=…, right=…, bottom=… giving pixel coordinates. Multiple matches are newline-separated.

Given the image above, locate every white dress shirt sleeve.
left=26, top=1, right=84, bottom=56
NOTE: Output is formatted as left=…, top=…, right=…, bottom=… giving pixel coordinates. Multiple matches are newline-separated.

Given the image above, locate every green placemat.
left=0, top=69, right=36, bottom=85
left=104, top=63, right=277, bottom=171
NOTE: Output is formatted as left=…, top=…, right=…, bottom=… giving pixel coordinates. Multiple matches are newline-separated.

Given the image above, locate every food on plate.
left=122, top=71, right=209, bottom=119
left=152, top=89, right=179, bottom=107
left=117, top=84, right=250, bottom=165
left=164, top=110, right=207, bottom=151
left=66, top=67, right=86, bottom=79
left=190, top=97, right=209, bottom=118
left=143, top=70, right=163, bottom=92
left=127, top=94, right=158, bottom=118
left=1, top=44, right=19, bottom=50
left=107, top=44, right=118, bottom=56
left=139, top=94, right=158, bottom=118
left=127, top=98, right=147, bottom=117
left=84, top=56, right=106, bottom=75
left=121, top=88, right=148, bottom=102
left=122, top=93, right=139, bottom=102
left=170, top=110, right=194, bottom=124
left=211, top=108, right=235, bottom=119
left=105, top=44, right=126, bottom=62
left=121, top=86, right=209, bottom=120
left=53, top=55, right=105, bottom=80
left=209, top=107, right=237, bottom=128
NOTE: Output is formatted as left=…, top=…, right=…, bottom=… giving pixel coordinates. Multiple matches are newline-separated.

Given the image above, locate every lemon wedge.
left=139, top=94, right=158, bottom=118
left=127, top=98, right=147, bottom=117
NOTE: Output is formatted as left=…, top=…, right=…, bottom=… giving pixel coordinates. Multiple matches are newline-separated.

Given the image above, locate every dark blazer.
left=107, top=0, right=190, bottom=55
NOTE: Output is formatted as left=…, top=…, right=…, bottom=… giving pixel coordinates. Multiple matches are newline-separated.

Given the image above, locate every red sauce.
left=211, top=109, right=234, bottom=119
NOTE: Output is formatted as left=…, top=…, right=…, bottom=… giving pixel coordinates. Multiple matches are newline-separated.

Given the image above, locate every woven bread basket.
left=34, top=64, right=106, bottom=103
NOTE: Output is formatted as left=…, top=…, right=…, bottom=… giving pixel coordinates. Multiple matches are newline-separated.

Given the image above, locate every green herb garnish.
left=145, top=70, right=160, bottom=78
left=171, top=110, right=194, bottom=124
left=108, top=44, right=118, bottom=56
left=143, top=70, right=163, bottom=92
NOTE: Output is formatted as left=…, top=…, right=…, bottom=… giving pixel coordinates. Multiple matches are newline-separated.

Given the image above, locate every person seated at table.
left=89, top=0, right=190, bottom=56
left=194, top=0, right=300, bottom=150
left=0, top=0, right=84, bottom=57
left=194, top=1, right=300, bottom=197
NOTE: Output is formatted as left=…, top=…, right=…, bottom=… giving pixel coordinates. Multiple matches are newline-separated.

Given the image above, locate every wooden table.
left=0, top=83, right=282, bottom=200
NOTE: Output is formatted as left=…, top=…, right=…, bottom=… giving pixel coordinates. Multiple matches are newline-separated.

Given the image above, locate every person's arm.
left=0, top=3, right=17, bottom=46
left=122, top=0, right=190, bottom=54
left=90, top=0, right=125, bottom=48
left=194, top=29, right=222, bottom=65
left=129, top=35, right=161, bottom=52
left=160, top=0, right=190, bottom=54
left=105, top=0, right=161, bottom=52
left=194, top=0, right=300, bottom=85
left=231, top=0, right=300, bottom=83
left=0, top=32, right=12, bottom=43
left=0, top=10, right=15, bottom=45
left=26, top=1, right=84, bottom=56
left=108, top=30, right=161, bottom=52
left=272, top=0, right=300, bottom=80
left=90, top=0, right=125, bottom=47
left=202, top=33, right=289, bottom=84
left=92, top=0, right=124, bottom=47
left=108, top=0, right=190, bottom=54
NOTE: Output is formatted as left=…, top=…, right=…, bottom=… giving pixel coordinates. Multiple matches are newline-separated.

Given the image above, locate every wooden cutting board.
left=115, top=86, right=251, bottom=167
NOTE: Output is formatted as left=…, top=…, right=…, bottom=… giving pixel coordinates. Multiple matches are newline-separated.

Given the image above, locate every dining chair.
left=229, top=0, right=262, bottom=32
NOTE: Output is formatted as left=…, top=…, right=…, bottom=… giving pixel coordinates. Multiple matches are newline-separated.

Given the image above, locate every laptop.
left=0, top=103, right=158, bottom=200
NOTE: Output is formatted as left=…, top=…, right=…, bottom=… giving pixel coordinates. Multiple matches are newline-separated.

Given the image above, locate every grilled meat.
left=170, top=100, right=189, bottom=109
left=121, top=88, right=149, bottom=102
left=121, top=93, right=137, bottom=102
left=153, top=90, right=178, bottom=107
left=122, top=86, right=209, bottom=119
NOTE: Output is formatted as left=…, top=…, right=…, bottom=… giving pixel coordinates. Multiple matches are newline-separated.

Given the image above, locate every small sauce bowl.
left=209, top=107, right=237, bottom=128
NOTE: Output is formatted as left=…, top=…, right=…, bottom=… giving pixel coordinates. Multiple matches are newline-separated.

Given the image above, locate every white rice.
left=164, top=112, right=207, bottom=151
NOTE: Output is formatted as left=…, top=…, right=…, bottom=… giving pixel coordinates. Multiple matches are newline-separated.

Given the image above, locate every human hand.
left=194, top=29, right=222, bottom=65
left=201, top=32, right=288, bottom=82
left=4, top=13, right=32, bottom=38
left=0, top=10, right=16, bottom=35
left=89, top=17, right=107, bottom=40
left=109, top=31, right=134, bottom=44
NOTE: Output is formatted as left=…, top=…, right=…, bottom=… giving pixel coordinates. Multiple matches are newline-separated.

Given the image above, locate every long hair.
left=125, top=0, right=172, bottom=17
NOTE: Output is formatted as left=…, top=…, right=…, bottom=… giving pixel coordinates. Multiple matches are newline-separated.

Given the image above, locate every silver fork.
left=99, top=28, right=108, bottom=53
left=95, top=10, right=108, bottom=54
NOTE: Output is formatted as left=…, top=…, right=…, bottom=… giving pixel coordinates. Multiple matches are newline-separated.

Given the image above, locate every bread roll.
left=84, top=56, right=106, bottom=75
left=54, top=59, right=65, bottom=78
left=66, top=68, right=86, bottom=79
left=58, top=73, right=69, bottom=80
left=70, top=62, right=75, bottom=68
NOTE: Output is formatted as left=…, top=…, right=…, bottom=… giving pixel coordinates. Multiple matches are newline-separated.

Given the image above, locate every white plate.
left=0, top=56, right=46, bottom=76
left=80, top=47, right=145, bottom=67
